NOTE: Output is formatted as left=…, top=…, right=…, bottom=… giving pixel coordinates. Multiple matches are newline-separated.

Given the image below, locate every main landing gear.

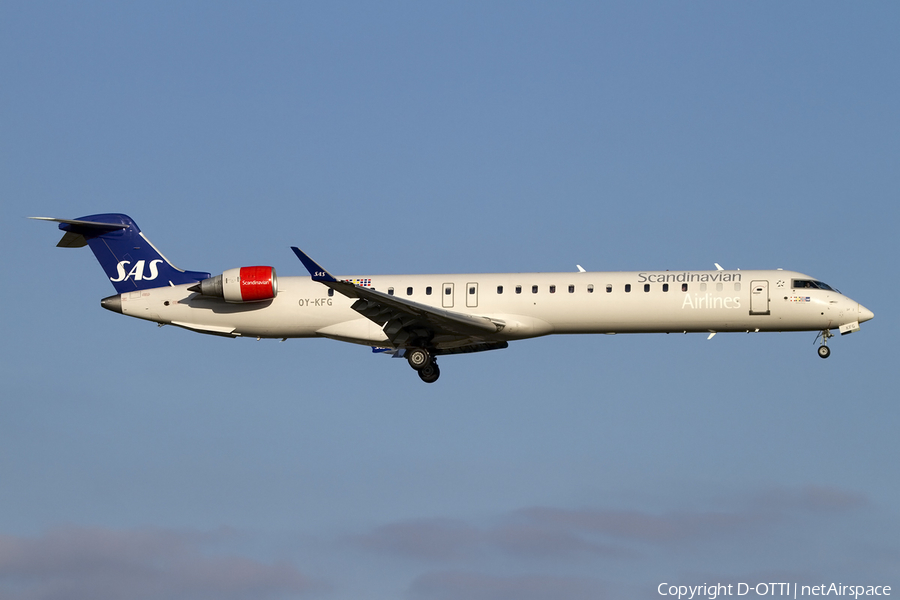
left=816, top=329, right=834, bottom=359
left=407, top=347, right=440, bottom=383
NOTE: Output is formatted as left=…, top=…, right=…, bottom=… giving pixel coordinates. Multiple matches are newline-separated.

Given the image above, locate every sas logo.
left=110, top=260, right=164, bottom=282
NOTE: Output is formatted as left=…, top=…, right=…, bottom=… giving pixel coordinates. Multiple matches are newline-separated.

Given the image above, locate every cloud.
left=513, top=506, right=749, bottom=543
left=0, top=485, right=877, bottom=600
left=486, top=523, right=624, bottom=559
left=356, top=485, right=868, bottom=563
left=408, top=571, right=607, bottom=600
left=353, top=516, right=623, bottom=562
left=0, top=526, right=321, bottom=600
left=355, top=518, right=483, bottom=561
left=515, top=484, right=868, bottom=544
left=751, top=484, right=867, bottom=513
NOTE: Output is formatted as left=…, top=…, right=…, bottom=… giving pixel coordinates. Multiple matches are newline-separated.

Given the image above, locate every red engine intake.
left=192, top=266, right=278, bottom=303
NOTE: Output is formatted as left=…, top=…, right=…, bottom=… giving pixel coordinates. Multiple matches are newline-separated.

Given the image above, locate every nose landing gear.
left=407, top=347, right=440, bottom=383
left=816, top=329, right=834, bottom=359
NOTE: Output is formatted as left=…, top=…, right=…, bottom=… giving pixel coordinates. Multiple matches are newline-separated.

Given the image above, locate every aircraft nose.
left=859, top=304, right=874, bottom=323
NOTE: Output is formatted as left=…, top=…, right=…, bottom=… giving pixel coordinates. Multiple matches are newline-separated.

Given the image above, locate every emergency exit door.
left=466, top=282, right=478, bottom=307
left=442, top=283, right=454, bottom=308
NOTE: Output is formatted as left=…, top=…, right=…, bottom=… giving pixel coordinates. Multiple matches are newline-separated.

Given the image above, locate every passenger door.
left=750, top=280, right=770, bottom=315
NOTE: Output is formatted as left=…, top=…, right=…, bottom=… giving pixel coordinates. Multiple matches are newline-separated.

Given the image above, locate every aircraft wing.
left=291, top=248, right=503, bottom=346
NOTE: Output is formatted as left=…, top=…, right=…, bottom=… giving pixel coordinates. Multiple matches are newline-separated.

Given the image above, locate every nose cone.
left=100, top=294, right=123, bottom=314
left=859, top=304, right=874, bottom=323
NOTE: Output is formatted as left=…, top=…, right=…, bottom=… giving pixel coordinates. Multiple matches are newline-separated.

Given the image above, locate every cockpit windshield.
left=792, top=279, right=836, bottom=291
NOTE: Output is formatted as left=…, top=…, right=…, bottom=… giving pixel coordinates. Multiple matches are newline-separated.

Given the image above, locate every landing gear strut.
left=816, top=329, right=833, bottom=359
left=407, top=347, right=440, bottom=383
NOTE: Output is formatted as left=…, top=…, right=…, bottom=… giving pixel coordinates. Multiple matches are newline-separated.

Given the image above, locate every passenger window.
left=426, top=286, right=432, bottom=295
left=469, top=286, right=475, bottom=295
left=587, top=284, right=594, bottom=293
left=735, top=283, right=741, bottom=291
left=700, top=283, right=707, bottom=292
left=549, top=285, right=556, bottom=294
left=532, top=285, right=538, bottom=294
left=625, top=284, right=631, bottom=293
left=716, top=283, right=723, bottom=292
left=407, top=287, right=413, bottom=295
left=644, top=284, right=650, bottom=292
left=328, top=288, right=334, bottom=297
left=682, top=283, right=688, bottom=292
left=516, top=285, right=522, bottom=294
left=606, top=285, right=612, bottom=293
left=568, top=284, right=575, bottom=293
left=388, top=287, right=394, bottom=296
left=663, top=283, right=669, bottom=292
left=497, top=285, right=503, bottom=294
left=444, top=286, right=451, bottom=295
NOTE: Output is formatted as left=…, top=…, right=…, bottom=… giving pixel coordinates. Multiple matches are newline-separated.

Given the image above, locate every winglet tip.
left=291, top=247, right=337, bottom=282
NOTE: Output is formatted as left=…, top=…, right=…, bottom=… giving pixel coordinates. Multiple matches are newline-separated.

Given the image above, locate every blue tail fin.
left=33, top=214, right=210, bottom=293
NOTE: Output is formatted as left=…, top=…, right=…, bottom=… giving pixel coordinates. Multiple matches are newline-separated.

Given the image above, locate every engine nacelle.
left=192, top=266, right=278, bottom=303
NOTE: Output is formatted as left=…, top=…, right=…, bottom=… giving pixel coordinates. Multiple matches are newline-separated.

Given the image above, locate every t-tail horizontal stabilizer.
left=30, top=216, right=128, bottom=248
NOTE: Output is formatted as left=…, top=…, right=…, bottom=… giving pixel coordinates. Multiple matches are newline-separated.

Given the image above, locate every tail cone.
left=100, top=294, right=122, bottom=314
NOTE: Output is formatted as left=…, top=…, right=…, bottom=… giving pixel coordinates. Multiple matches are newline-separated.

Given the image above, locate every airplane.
left=32, top=213, right=874, bottom=383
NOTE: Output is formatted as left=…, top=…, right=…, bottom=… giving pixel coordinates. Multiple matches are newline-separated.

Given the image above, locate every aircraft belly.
left=531, top=297, right=774, bottom=334
left=490, top=314, right=554, bottom=340
left=316, top=319, right=389, bottom=345
left=122, top=282, right=360, bottom=338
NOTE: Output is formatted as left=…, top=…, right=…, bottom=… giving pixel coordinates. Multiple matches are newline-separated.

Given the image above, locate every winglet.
left=291, top=247, right=337, bottom=283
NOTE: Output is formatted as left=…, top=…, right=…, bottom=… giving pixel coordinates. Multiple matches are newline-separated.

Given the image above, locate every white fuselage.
left=116, top=269, right=872, bottom=348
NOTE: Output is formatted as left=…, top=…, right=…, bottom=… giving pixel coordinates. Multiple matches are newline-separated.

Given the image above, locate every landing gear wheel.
left=407, top=347, right=432, bottom=371
left=418, top=362, right=440, bottom=383
left=816, top=329, right=834, bottom=359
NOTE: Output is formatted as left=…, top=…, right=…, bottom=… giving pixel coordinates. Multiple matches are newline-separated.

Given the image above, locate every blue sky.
left=1, top=2, right=898, bottom=599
